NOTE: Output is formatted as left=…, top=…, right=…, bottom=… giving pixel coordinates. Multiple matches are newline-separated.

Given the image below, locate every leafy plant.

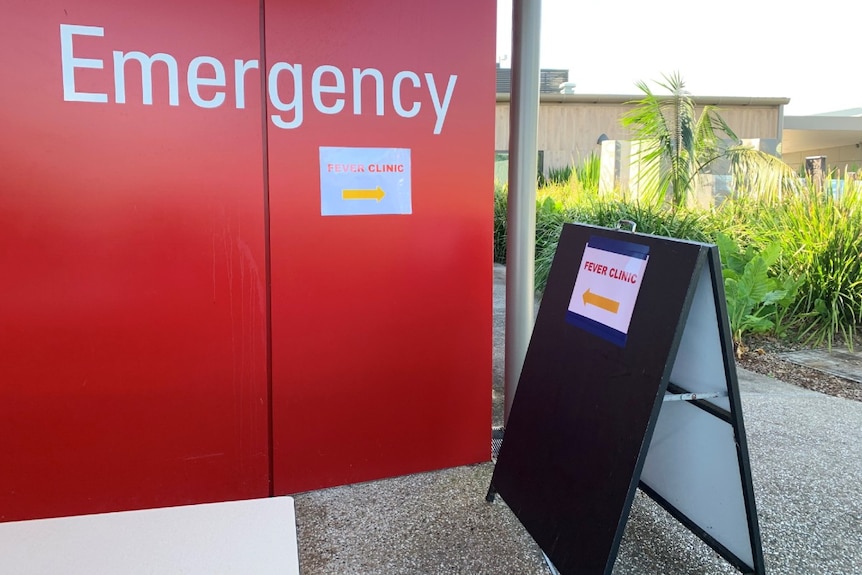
left=727, top=146, right=802, bottom=204
left=621, top=72, right=798, bottom=208
left=621, top=72, right=737, bottom=207
left=715, top=234, right=797, bottom=351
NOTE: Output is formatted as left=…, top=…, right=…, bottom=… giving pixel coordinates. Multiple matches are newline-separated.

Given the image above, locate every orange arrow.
left=582, top=289, right=620, bottom=314
left=342, top=186, right=385, bottom=202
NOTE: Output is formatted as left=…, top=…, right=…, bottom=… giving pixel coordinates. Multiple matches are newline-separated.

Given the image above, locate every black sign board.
left=488, top=223, right=764, bottom=575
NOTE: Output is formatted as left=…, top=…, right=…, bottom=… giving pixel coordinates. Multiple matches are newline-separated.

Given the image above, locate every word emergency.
left=60, top=24, right=458, bottom=134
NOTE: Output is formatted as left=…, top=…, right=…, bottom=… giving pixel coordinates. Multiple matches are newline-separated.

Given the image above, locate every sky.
left=496, top=0, right=861, bottom=116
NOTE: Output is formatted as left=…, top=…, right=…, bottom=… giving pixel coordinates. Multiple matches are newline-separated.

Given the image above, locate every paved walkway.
left=293, top=265, right=862, bottom=574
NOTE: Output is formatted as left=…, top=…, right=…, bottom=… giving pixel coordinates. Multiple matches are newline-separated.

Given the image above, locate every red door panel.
left=266, top=0, right=496, bottom=493
left=0, top=0, right=269, bottom=521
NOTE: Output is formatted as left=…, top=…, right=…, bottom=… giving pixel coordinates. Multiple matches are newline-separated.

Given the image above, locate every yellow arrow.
left=582, top=289, right=620, bottom=314
left=342, top=186, right=385, bottom=202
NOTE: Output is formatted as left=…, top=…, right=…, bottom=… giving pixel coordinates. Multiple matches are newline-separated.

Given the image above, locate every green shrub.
left=573, top=198, right=713, bottom=242
left=758, top=182, right=862, bottom=348
left=574, top=152, right=601, bottom=195
left=493, top=184, right=508, bottom=264
left=546, top=165, right=573, bottom=185
left=715, top=234, right=799, bottom=350
left=531, top=194, right=715, bottom=292
left=533, top=197, right=573, bottom=292
left=492, top=174, right=862, bottom=348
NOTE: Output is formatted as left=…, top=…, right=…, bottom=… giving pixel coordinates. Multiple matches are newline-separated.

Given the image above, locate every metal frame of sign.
left=487, top=223, right=764, bottom=575
left=638, top=246, right=765, bottom=574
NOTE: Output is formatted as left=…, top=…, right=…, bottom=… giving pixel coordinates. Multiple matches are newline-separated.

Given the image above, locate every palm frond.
left=728, top=146, right=803, bottom=203
left=620, top=72, right=797, bottom=209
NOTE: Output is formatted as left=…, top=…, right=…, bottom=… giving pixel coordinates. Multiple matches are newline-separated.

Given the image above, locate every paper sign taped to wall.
left=319, top=147, right=412, bottom=216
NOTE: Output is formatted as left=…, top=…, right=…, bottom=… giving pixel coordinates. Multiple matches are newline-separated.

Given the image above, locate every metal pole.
left=504, top=0, right=541, bottom=426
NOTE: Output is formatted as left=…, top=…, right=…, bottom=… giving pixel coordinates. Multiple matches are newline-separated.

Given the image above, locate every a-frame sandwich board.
left=487, top=223, right=764, bottom=575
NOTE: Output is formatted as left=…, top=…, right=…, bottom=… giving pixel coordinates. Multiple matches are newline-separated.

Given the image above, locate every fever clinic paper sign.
left=319, top=147, right=412, bottom=216
left=566, top=235, right=650, bottom=347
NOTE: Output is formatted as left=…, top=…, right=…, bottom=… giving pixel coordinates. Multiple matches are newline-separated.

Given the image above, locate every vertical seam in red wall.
left=258, top=0, right=275, bottom=498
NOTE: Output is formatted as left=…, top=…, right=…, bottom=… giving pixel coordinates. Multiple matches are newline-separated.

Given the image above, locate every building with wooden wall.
left=495, top=94, right=862, bottom=178
left=495, top=93, right=788, bottom=175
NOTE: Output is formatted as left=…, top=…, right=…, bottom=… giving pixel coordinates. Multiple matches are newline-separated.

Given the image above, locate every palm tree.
left=621, top=72, right=798, bottom=207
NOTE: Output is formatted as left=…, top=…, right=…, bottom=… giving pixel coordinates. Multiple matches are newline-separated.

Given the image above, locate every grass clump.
left=731, top=178, right=862, bottom=348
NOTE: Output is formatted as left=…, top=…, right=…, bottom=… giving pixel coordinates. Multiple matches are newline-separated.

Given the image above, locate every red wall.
left=0, top=0, right=493, bottom=521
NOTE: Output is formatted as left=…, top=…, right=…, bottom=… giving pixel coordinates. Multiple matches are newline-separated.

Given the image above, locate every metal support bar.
left=663, top=392, right=726, bottom=402
left=504, top=0, right=542, bottom=426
